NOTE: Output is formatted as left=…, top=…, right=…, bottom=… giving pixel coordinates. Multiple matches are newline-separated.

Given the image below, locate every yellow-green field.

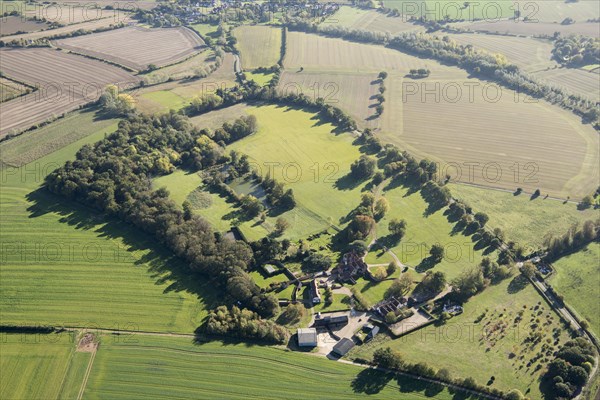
left=366, top=185, right=488, bottom=281
left=233, top=25, right=282, bottom=70
left=0, top=117, right=217, bottom=333
left=448, top=183, right=599, bottom=249
left=0, top=332, right=86, bottom=400
left=278, top=70, right=380, bottom=129
left=550, top=243, right=600, bottom=338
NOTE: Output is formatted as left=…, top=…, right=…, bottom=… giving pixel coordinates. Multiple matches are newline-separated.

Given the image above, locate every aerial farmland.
left=1, top=1, right=599, bottom=399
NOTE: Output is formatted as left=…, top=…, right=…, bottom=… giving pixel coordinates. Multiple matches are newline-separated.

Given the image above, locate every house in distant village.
left=334, top=251, right=368, bottom=284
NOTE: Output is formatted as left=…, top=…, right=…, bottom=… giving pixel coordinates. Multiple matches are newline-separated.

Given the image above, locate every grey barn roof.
left=332, top=338, right=355, bottom=356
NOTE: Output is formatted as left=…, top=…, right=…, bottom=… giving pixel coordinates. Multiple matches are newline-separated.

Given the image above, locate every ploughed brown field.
left=0, top=47, right=138, bottom=136
left=0, top=14, right=132, bottom=42
left=54, top=26, right=205, bottom=71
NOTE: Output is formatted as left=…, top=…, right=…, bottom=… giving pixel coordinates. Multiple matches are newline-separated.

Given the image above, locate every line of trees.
left=541, top=337, right=597, bottom=399
left=206, top=305, right=289, bottom=344
left=372, top=347, right=513, bottom=398
left=285, top=21, right=599, bottom=127
left=544, top=220, right=599, bottom=261
left=45, top=112, right=282, bottom=323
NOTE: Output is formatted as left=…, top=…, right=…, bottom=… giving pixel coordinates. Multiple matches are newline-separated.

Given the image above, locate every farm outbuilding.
left=332, top=338, right=355, bottom=357
left=297, top=328, right=317, bottom=347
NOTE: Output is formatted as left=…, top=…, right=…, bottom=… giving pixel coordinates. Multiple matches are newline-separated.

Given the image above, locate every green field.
left=382, top=0, right=516, bottom=20
left=83, top=335, right=464, bottom=399
left=186, top=103, right=368, bottom=240
left=0, top=110, right=118, bottom=167
left=0, top=118, right=217, bottom=333
left=139, top=90, right=189, bottom=112
left=366, top=185, right=488, bottom=281
left=351, top=278, right=571, bottom=398
left=448, top=184, right=598, bottom=250
left=189, top=22, right=221, bottom=38
left=228, top=104, right=365, bottom=239
left=233, top=25, right=282, bottom=70
left=0, top=332, right=81, bottom=400
left=245, top=70, right=274, bottom=86
left=550, top=243, right=600, bottom=337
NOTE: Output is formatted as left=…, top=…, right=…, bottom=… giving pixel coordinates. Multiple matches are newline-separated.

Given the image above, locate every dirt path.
left=76, top=346, right=97, bottom=400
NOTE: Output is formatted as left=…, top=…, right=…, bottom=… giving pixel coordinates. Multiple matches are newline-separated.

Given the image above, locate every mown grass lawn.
left=83, top=335, right=467, bottom=399
left=0, top=119, right=218, bottom=333
left=550, top=243, right=600, bottom=338
left=350, top=277, right=571, bottom=398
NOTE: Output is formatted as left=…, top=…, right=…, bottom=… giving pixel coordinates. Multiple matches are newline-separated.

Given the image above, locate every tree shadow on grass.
left=351, top=368, right=394, bottom=394
left=507, top=275, right=529, bottom=294
left=25, top=187, right=220, bottom=305
left=334, top=172, right=364, bottom=191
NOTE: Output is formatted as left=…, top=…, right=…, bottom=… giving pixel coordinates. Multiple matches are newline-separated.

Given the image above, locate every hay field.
left=447, top=33, right=556, bottom=72
left=24, top=4, right=120, bottom=25
left=330, top=6, right=425, bottom=34
left=284, top=31, right=468, bottom=77
left=0, top=47, right=138, bottom=136
left=233, top=25, right=282, bottom=70
left=0, top=122, right=217, bottom=332
left=0, top=15, right=48, bottom=36
left=278, top=70, right=381, bottom=129
left=535, top=67, right=600, bottom=102
left=55, top=26, right=205, bottom=71
left=452, top=19, right=600, bottom=38
left=448, top=183, right=598, bottom=249
left=378, top=74, right=599, bottom=199
left=0, top=14, right=132, bottom=41
left=83, top=335, right=460, bottom=399
left=0, top=109, right=118, bottom=167
left=550, top=243, right=600, bottom=338
left=0, top=77, right=28, bottom=103
left=383, top=0, right=598, bottom=22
